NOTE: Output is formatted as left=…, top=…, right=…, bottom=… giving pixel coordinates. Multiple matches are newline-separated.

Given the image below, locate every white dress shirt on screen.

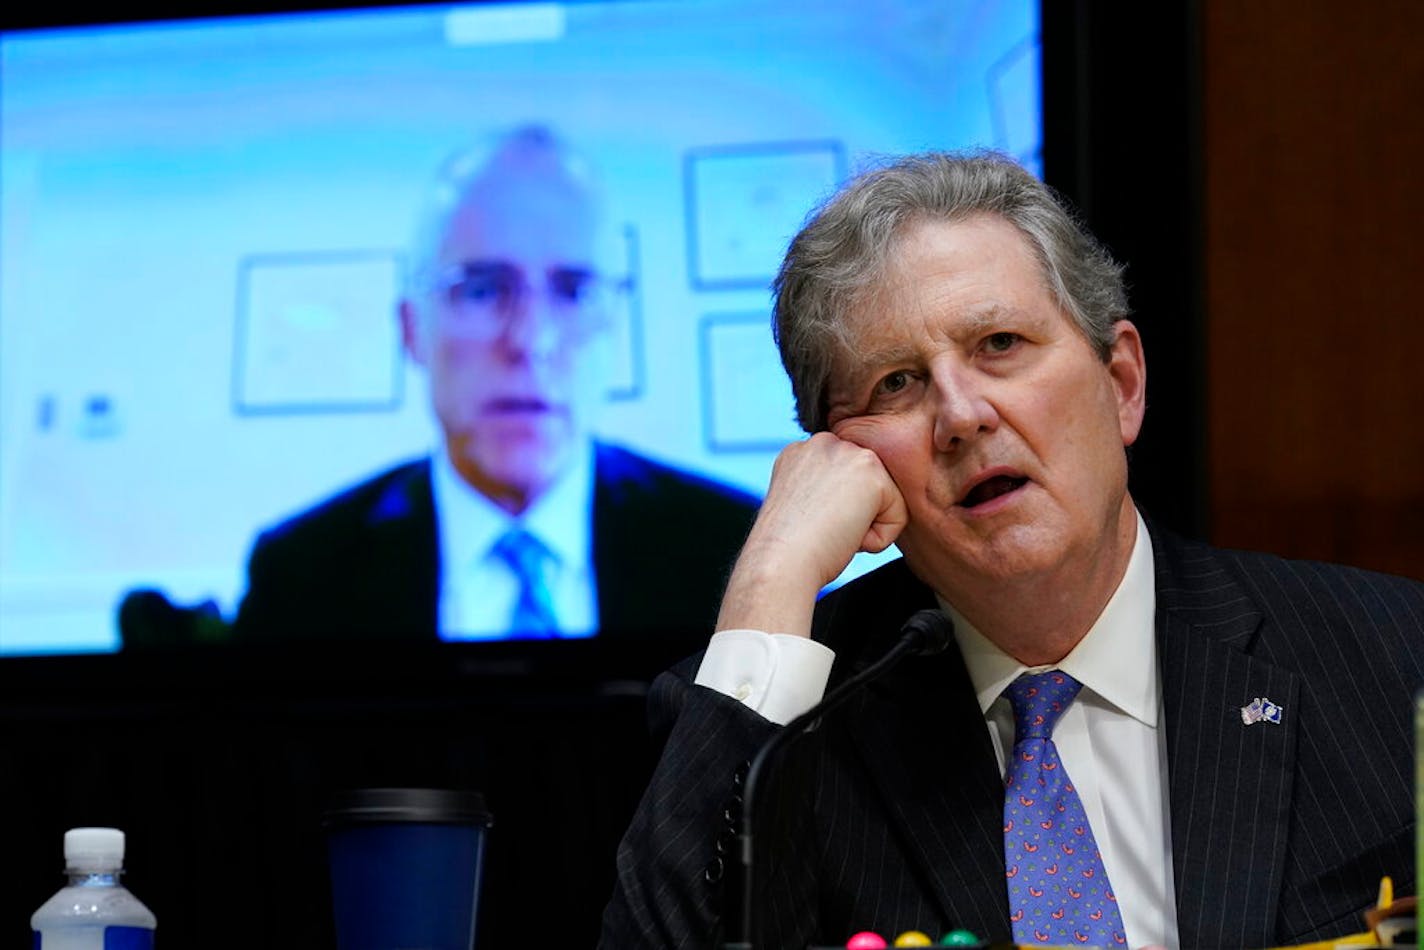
left=693, top=509, right=1179, bottom=950
left=431, top=440, right=598, bottom=640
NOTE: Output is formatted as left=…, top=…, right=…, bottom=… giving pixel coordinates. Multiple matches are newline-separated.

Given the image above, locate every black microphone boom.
left=722, top=607, right=954, bottom=949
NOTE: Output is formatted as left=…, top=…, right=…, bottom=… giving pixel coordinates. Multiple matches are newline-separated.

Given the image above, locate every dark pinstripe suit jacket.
left=601, top=521, right=1424, bottom=949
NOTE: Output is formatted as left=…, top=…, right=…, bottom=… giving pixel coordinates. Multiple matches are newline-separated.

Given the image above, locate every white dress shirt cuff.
left=693, top=629, right=835, bottom=725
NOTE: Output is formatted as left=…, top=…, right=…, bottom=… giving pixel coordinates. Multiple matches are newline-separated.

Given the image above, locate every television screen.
left=0, top=0, right=1042, bottom=655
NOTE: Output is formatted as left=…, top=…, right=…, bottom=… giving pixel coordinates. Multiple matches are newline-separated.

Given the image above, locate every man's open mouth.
left=959, top=474, right=1029, bottom=508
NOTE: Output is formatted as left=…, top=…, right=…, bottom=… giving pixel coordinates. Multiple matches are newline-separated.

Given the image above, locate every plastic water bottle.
left=31, top=827, right=157, bottom=949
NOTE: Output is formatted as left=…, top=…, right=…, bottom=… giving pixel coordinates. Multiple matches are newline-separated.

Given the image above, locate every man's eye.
left=985, top=332, right=1020, bottom=353
left=457, top=277, right=506, bottom=303
left=877, top=370, right=911, bottom=394
left=549, top=269, right=597, bottom=305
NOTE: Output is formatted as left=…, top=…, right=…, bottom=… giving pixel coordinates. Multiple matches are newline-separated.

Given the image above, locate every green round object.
left=939, top=929, right=979, bottom=947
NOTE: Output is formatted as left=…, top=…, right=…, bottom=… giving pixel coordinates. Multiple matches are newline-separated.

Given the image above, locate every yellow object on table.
left=1264, top=877, right=1414, bottom=950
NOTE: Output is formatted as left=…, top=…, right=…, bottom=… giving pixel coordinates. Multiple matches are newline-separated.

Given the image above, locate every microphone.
left=722, top=608, right=955, bottom=949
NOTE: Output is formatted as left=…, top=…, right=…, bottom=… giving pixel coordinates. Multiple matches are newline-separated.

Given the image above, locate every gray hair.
left=773, top=149, right=1129, bottom=432
left=404, top=123, right=607, bottom=297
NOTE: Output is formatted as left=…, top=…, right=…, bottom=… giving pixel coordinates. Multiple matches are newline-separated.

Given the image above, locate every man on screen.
left=601, top=151, right=1424, bottom=948
left=232, top=125, right=758, bottom=642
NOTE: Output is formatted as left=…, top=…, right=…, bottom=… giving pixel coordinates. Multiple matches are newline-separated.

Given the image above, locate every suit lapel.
left=590, top=443, right=634, bottom=632
left=825, top=563, right=1011, bottom=940
left=1152, top=526, right=1299, bottom=949
left=847, top=650, right=1013, bottom=940
left=364, top=459, right=441, bottom=637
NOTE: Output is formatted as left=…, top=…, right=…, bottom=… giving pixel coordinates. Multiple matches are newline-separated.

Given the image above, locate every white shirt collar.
left=942, top=508, right=1158, bottom=728
left=430, top=439, right=595, bottom=575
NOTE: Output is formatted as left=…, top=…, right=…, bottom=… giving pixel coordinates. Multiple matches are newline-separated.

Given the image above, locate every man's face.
left=402, top=171, right=612, bottom=513
left=825, top=213, right=1145, bottom=598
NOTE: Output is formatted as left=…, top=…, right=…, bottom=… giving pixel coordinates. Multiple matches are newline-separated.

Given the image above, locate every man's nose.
left=498, top=286, right=561, bottom=360
left=930, top=360, right=999, bottom=451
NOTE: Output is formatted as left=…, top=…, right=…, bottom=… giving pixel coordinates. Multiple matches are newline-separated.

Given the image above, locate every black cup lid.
left=323, top=787, right=493, bottom=827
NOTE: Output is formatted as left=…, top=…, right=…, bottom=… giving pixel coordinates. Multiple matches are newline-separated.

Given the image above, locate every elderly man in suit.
left=600, top=151, right=1424, bottom=948
left=233, top=125, right=757, bottom=643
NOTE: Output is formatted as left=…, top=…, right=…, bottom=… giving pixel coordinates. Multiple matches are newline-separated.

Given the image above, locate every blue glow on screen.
left=0, top=0, right=1040, bottom=654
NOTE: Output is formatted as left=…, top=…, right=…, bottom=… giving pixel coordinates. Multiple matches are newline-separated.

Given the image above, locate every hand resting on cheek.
left=716, top=431, right=908, bottom=638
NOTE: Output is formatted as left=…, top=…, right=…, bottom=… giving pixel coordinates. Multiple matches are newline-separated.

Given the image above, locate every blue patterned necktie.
left=491, top=528, right=559, bottom=639
left=1003, top=670, right=1126, bottom=947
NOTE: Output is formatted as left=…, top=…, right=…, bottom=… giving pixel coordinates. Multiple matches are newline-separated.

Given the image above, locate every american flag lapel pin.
left=1240, top=697, right=1283, bottom=725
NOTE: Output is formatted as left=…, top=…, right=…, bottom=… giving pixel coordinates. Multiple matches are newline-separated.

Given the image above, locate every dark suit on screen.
left=601, top=520, right=1424, bottom=949
left=232, top=441, right=759, bottom=642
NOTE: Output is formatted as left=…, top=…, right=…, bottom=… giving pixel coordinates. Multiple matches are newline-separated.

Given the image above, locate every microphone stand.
left=722, top=608, right=953, bottom=950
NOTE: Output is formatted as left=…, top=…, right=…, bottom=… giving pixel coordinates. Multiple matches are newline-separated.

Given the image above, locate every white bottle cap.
left=64, top=827, right=125, bottom=871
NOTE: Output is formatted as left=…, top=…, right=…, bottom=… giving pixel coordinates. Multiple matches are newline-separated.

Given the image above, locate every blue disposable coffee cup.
left=323, top=787, right=493, bottom=950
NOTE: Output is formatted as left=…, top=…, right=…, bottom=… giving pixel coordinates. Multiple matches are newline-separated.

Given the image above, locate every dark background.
left=5, top=1, right=1422, bottom=947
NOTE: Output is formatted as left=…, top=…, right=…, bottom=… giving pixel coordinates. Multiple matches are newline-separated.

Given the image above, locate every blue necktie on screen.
left=1003, top=670, right=1126, bottom=947
left=492, top=529, right=559, bottom=639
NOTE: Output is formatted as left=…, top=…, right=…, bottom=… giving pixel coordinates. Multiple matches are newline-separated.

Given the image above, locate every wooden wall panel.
left=1202, top=0, right=1424, bottom=578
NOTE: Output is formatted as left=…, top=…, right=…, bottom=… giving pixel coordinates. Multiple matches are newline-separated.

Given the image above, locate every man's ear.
left=399, top=298, right=428, bottom=367
left=1107, top=319, right=1147, bottom=447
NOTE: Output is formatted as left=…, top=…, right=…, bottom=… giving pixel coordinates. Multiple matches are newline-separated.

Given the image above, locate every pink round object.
left=846, top=933, right=889, bottom=950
